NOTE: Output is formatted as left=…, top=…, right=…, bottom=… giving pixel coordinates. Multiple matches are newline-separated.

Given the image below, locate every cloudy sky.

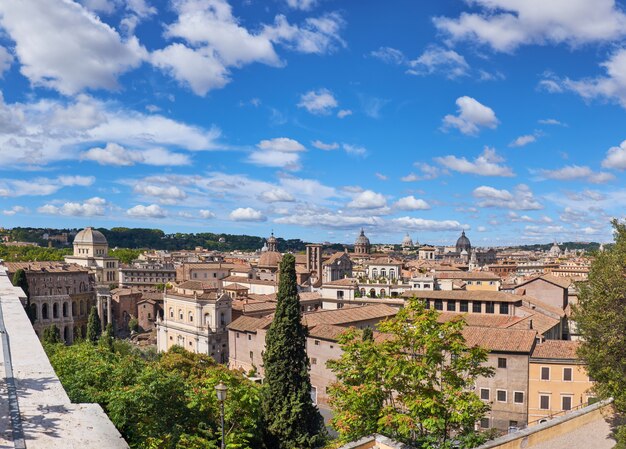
left=1, top=0, right=626, bottom=245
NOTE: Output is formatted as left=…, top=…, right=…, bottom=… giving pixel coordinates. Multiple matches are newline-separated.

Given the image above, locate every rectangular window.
left=248, top=335, right=251, bottom=341
left=514, top=391, right=524, bottom=403
left=563, top=367, right=573, bottom=381
left=434, top=299, right=443, bottom=311
left=541, top=367, right=550, bottom=380
left=480, top=418, right=490, bottom=429
left=540, top=395, right=550, bottom=410
left=498, top=357, right=507, bottom=369
left=497, top=390, right=507, bottom=402
left=499, top=303, right=509, bottom=314
left=311, top=358, right=317, bottom=365
left=472, top=301, right=482, bottom=313
left=485, top=302, right=495, bottom=314
left=236, top=332, right=240, bottom=338
left=476, top=281, right=482, bottom=285
left=480, top=388, right=490, bottom=400
left=509, top=420, right=518, bottom=427
left=249, top=351, right=254, bottom=360
left=562, top=396, right=572, bottom=411
left=460, top=300, right=469, bottom=312
left=447, top=300, right=456, bottom=312
left=314, top=340, right=320, bottom=346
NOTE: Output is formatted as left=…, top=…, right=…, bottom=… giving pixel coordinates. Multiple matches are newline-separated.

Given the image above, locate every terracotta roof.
left=521, top=296, right=566, bottom=318
left=323, top=278, right=358, bottom=287
left=243, top=302, right=277, bottom=313
left=462, top=327, right=537, bottom=353
left=531, top=340, right=580, bottom=360
left=368, top=257, right=403, bottom=265
left=515, top=274, right=572, bottom=290
left=4, top=261, right=89, bottom=273
left=258, top=251, right=282, bottom=267
left=228, top=316, right=265, bottom=333
left=183, top=262, right=238, bottom=269
left=247, top=293, right=277, bottom=301
left=176, top=280, right=215, bottom=290
left=224, top=283, right=249, bottom=291
left=223, top=276, right=276, bottom=286
left=402, top=290, right=523, bottom=303
left=299, top=291, right=322, bottom=301
left=508, top=306, right=560, bottom=336
left=301, top=304, right=397, bottom=327
left=308, top=324, right=349, bottom=341
left=436, top=312, right=525, bottom=328
left=323, top=252, right=350, bottom=266
left=294, top=254, right=308, bottom=265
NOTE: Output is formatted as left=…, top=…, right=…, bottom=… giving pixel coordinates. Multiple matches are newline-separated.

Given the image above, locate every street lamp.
left=215, top=382, right=228, bottom=449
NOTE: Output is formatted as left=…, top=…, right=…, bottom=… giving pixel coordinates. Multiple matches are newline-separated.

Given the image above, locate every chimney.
left=529, top=319, right=533, bottom=330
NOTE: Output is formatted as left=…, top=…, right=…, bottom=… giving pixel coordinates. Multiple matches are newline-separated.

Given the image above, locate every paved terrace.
left=0, top=266, right=128, bottom=449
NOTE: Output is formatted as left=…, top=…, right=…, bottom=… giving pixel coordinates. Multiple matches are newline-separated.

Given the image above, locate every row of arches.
left=30, top=299, right=91, bottom=322
left=370, top=268, right=396, bottom=279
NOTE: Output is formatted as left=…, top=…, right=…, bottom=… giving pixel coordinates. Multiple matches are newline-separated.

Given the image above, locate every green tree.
left=101, top=323, right=114, bottom=352
left=12, top=268, right=35, bottom=324
left=261, top=254, right=326, bottom=449
left=573, top=220, right=626, bottom=445
left=109, top=248, right=142, bottom=264
left=87, top=306, right=102, bottom=343
left=42, top=324, right=62, bottom=345
left=128, top=317, right=139, bottom=333
left=328, top=298, right=494, bottom=448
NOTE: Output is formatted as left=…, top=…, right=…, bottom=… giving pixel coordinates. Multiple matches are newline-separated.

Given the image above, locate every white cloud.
left=375, top=172, right=388, bottom=181
left=258, top=189, right=296, bottom=203
left=442, top=96, right=499, bottom=135
left=562, top=49, right=626, bottom=108
left=342, top=143, right=367, bottom=156
left=0, top=176, right=94, bottom=197
left=401, top=173, right=419, bottom=182
left=0, top=0, right=146, bottom=95
left=408, top=45, right=469, bottom=79
left=274, top=211, right=384, bottom=229
left=126, top=204, right=167, bottom=218
left=435, top=147, right=513, bottom=177
left=133, top=184, right=187, bottom=201
left=82, top=143, right=191, bottom=166
left=509, top=134, right=536, bottom=147
left=257, top=137, right=305, bottom=152
left=473, top=184, right=542, bottom=210
left=402, top=163, right=444, bottom=182
left=2, top=206, right=26, bottom=216
left=249, top=137, right=306, bottom=170
left=394, top=196, right=431, bottom=211
left=538, top=165, right=615, bottom=183
left=337, top=109, right=352, bottom=118
left=199, top=209, right=216, bottom=219
left=38, top=197, right=107, bottom=216
left=285, top=0, right=318, bottom=10
left=263, top=12, right=346, bottom=55
left=392, top=217, right=465, bottom=232
left=601, top=140, right=626, bottom=170
left=507, top=211, right=534, bottom=222
left=0, top=46, right=13, bottom=77
left=538, top=118, right=565, bottom=126
left=298, top=88, right=338, bottom=114
left=433, top=0, right=626, bottom=52
left=370, top=46, right=407, bottom=65
left=477, top=226, right=487, bottom=232
left=312, top=140, right=339, bottom=150
left=229, top=207, right=266, bottom=222
left=347, top=190, right=387, bottom=209
left=538, top=79, right=564, bottom=93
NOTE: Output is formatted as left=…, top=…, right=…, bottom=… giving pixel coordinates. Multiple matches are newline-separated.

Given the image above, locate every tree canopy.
left=262, top=253, right=326, bottom=448
left=573, top=219, right=626, bottom=445
left=328, top=298, right=494, bottom=448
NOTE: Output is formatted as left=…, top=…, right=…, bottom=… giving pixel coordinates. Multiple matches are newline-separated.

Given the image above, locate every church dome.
left=267, top=232, right=277, bottom=244
left=402, top=233, right=414, bottom=247
left=73, top=227, right=107, bottom=245
left=355, top=228, right=370, bottom=246
left=259, top=251, right=282, bottom=267
left=455, top=230, right=471, bottom=253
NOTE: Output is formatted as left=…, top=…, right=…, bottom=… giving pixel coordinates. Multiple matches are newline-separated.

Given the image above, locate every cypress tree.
left=262, top=254, right=326, bottom=448
left=101, top=323, right=114, bottom=352
left=86, top=306, right=102, bottom=343
left=42, top=324, right=61, bottom=345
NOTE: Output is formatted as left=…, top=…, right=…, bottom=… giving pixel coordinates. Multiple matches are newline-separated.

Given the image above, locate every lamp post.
left=215, top=382, right=227, bottom=449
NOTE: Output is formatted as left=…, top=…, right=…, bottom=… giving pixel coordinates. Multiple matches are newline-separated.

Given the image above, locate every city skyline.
left=1, top=0, right=625, bottom=245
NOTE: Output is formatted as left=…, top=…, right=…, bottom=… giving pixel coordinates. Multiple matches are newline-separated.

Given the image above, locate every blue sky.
left=1, top=0, right=626, bottom=246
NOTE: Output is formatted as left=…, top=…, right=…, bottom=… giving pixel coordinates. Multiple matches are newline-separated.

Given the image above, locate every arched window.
left=42, top=303, right=49, bottom=320
left=380, top=289, right=386, bottom=298
left=360, top=288, right=366, bottom=296
left=62, top=302, right=68, bottom=317
left=389, top=269, right=395, bottom=279
left=188, top=312, right=194, bottom=323
left=72, top=301, right=77, bottom=317
left=80, top=300, right=85, bottom=315
left=169, top=308, right=174, bottom=318
left=53, top=303, right=59, bottom=319
left=30, top=303, right=37, bottom=321
left=369, top=289, right=376, bottom=298
left=204, top=313, right=211, bottom=325
left=178, top=309, right=183, bottom=320
left=380, top=269, right=386, bottom=278
left=372, top=268, right=378, bottom=278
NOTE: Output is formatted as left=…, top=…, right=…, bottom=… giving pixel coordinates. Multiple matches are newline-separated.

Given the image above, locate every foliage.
left=0, top=244, right=71, bottom=262
left=109, top=248, right=142, bottom=264
left=12, top=268, right=35, bottom=324
left=327, top=298, right=494, bottom=448
left=262, top=253, right=326, bottom=449
left=87, top=306, right=102, bottom=343
left=573, top=219, right=626, bottom=443
left=129, top=317, right=140, bottom=332
left=46, top=342, right=265, bottom=449
left=42, top=324, right=62, bottom=345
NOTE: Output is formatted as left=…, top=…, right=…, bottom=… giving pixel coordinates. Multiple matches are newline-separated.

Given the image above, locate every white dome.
left=74, top=227, right=107, bottom=245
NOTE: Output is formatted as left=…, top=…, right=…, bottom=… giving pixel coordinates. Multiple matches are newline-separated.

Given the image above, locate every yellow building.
left=528, top=340, right=595, bottom=425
